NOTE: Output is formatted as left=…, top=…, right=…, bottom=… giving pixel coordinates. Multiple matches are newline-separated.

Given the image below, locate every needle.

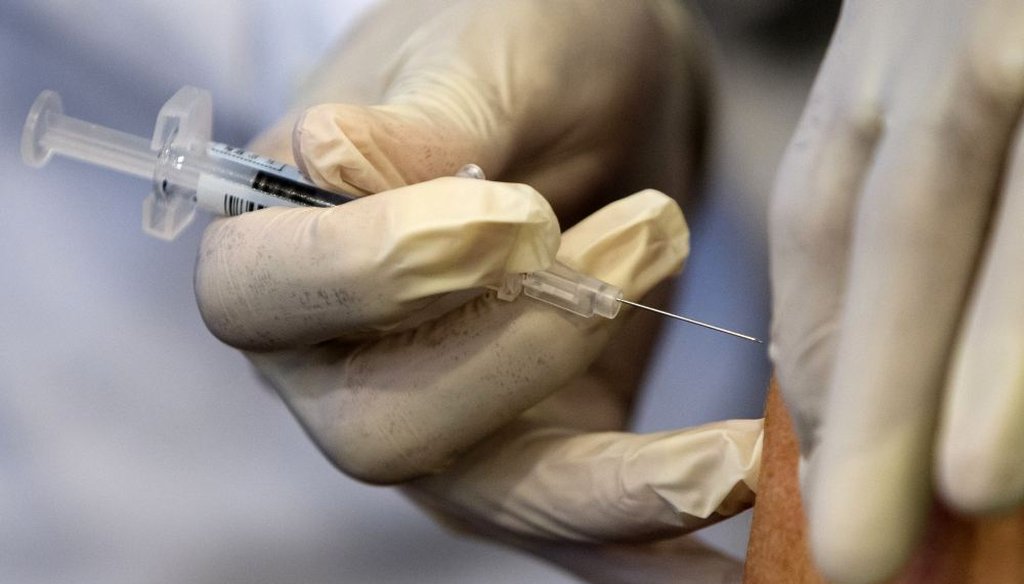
left=616, top=298, right=764, bottom=344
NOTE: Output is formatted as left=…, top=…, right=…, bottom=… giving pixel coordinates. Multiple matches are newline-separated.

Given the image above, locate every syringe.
left=22, top=86, right=762, bottom=343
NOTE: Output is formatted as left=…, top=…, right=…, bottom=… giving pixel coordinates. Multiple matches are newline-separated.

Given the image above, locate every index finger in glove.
left=195, top=177, right=559, bottom=351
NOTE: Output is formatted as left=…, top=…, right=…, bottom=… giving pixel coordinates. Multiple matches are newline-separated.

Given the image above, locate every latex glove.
left=769, top=1, right=1024, bottom=581
left=197, top=0, right=762, bottom=578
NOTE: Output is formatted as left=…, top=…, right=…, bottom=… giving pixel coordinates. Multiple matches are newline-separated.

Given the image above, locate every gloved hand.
left=770, top=1, right=1024, bottom=581
left=196, top=185, right=761, bottom=539
left=196, top=0, right=762, bottom=580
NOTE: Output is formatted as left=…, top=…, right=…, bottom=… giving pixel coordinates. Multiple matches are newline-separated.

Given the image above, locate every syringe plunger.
left=22, top=90, right=154, bottom=179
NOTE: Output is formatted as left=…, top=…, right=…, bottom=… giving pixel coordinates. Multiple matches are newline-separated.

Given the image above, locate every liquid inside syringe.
left=22, top=86, right=762, bottom=343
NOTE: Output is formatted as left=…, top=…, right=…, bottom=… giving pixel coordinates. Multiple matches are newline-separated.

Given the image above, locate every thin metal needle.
left=616, top=298, right=764, bottom=344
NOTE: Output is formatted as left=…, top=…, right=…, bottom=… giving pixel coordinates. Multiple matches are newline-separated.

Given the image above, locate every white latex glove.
left=197, top=1, right=762, bottom=580
left=196, top=186, right=761, bottom=538
left=770, top=1, right=1024, bottom=581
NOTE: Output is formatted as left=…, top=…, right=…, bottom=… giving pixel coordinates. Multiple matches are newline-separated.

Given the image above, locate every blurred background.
left=0, top=1, right=836, bottom=581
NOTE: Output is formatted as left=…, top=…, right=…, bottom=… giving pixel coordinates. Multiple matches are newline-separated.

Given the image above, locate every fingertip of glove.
left=499, top=182, right=562, bottom=274
left=291, top=109, right=313, bottom=182
left=806, top=462, right=920, bottom=584
left=936, top=438, right=1024, bottom=515
left=294, top=102, right=484, bottom=196
left=293, top=103, right=399, bottom=195
left=635, top=188, right=690, bottom=262
left=194, top=216, right=257, bottom=349
left=810, top=530, right=910, bottom=584
left=559, top=190, right=689, bottom=298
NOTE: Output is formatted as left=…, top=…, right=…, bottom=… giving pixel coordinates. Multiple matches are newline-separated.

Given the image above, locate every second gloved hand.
left=770, top=1, right=1024, bottom=581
